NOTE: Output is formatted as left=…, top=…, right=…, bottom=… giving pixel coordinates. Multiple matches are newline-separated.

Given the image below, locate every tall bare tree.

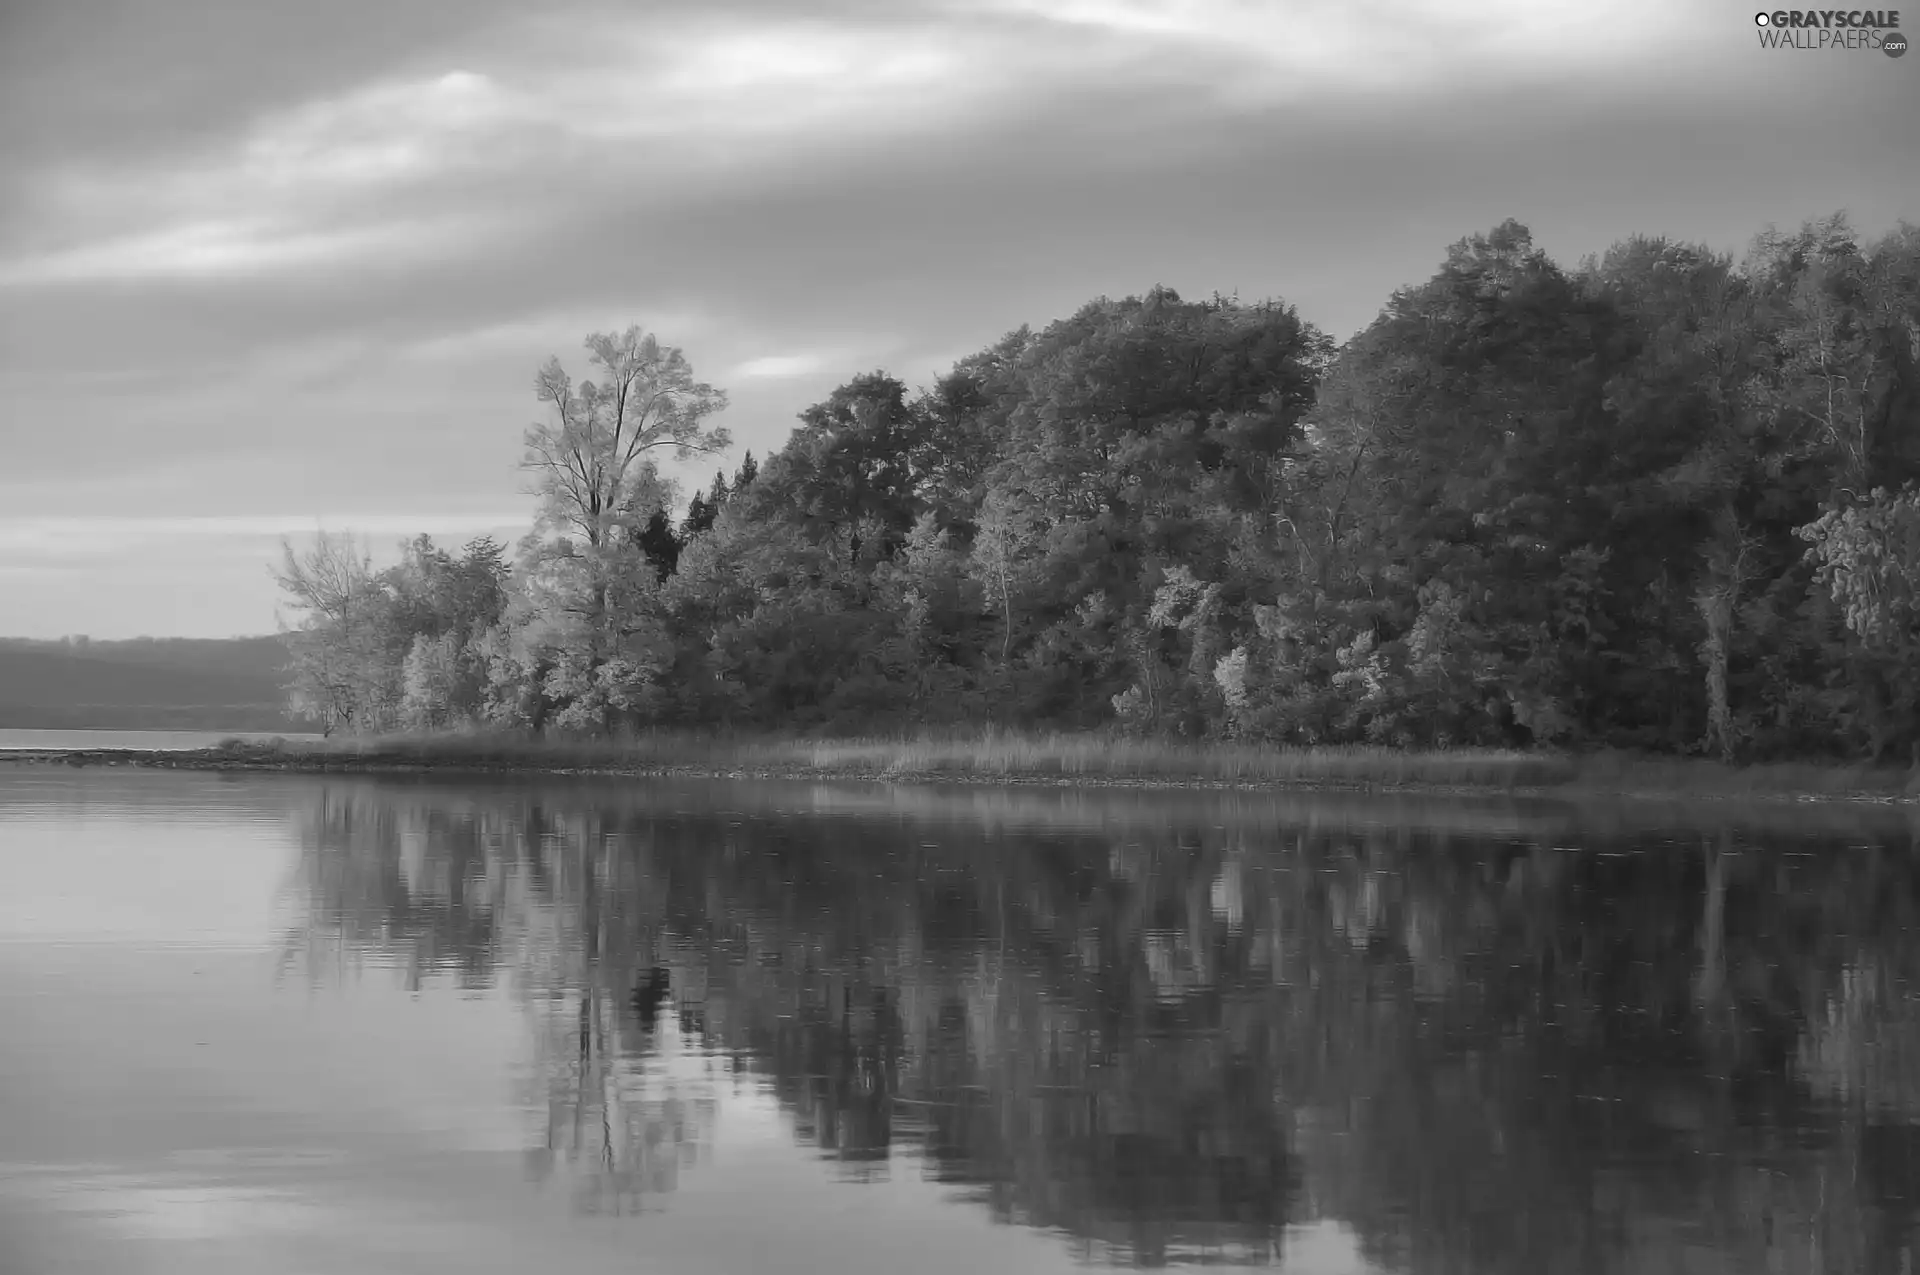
left=523, top=327, right=731, bottom=549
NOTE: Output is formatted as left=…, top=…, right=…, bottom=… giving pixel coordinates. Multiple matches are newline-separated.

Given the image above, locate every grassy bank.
left=264, top=730, right=1577, bottom=786
left=5, top=728, right=1918, bottom=802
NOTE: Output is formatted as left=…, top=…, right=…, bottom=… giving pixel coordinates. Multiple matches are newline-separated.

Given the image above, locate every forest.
left=273, top=212, right=1920, bottom=762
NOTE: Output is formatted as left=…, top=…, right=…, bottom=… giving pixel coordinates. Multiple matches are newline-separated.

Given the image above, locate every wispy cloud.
left=0, top=13, right=1040, bottom=289
left=973, top=0, right=1725, bottom=91
left=236, top=69, right=518, bottom=193
left=395, top=311, right=716, bottom=365
left=0, top=218, right=473, bottom=286
left=732, top=354, right=830, bottom=380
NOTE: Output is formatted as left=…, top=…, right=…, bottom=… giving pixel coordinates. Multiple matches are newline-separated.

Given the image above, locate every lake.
left=2, top=769, right=1916, bottom=1274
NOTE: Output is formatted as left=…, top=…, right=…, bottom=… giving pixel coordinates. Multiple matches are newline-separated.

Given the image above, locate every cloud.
left=237, top=69, right=515, bottom=194
left=0, top=0, right=1784, bottom=303
left=0, top=0, right=1909, bottom=639
left=732, top=354, right=829, bottom=380
left=0, top=13, right=1041, bottom=290
left=969, top=0, right=1729, bottom=93
left=0, top=218, right=475, bottom=286
left=394, top=311, right=715, bottom=365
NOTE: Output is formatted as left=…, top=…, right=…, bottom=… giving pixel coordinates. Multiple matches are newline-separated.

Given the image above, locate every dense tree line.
left=276, top=213, right=1920, bottom=759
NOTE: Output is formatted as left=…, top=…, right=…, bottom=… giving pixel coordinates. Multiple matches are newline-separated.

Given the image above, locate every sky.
left=0, top=0, right=1914, bottom=639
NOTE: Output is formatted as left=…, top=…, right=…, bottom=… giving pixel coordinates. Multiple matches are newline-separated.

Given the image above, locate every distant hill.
left=0, top=635, right=295, bottom=730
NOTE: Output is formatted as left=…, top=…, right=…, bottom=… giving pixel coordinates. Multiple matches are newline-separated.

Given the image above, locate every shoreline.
left=3, top=743, right=1917, bottom=806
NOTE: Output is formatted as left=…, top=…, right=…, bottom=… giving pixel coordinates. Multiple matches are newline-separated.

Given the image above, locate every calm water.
left=0, top=729, right=324, bottom=752
left=2, top=771, right=1918, bottom=1274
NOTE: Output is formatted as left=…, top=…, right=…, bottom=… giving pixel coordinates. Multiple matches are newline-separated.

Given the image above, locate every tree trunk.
left=1697, top=583, right=1735, bottom=761
left=999, top=566, right=1013, bottom=662
left=1863, top=665, right=1890, bottom=763
left=1695, top=508, right=1752, bottom=762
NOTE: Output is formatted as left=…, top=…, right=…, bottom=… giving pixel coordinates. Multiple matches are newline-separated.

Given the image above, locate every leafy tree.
left=680, top=491, right=718, bottom=541
left=400, top=632, right=461, bottom=730
left=731, top=449, right=760, bottom=496
left=738, top=374, right=926, bottom=568
left=635, top=509, right=682, bottom=582
left=272, top=531, right=395, bottom=734
left=658, top=511, right=904, bottom=730
left=1797, top=484, right=1920, bottom=760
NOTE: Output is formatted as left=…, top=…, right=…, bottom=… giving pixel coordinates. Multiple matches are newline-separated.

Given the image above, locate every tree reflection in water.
left=274, top=778, right=1920, bottom=1272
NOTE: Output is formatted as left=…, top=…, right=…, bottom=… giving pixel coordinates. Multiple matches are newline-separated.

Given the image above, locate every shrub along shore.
left=3, top=730, right=1917, bottom=803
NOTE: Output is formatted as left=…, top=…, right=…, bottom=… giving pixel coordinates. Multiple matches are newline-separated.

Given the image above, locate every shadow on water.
left=273, top=776, right=1920, bottom=1272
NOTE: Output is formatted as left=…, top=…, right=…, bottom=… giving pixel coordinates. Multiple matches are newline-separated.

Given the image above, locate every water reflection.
left=255, top=777, right=1920, bottom=1272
